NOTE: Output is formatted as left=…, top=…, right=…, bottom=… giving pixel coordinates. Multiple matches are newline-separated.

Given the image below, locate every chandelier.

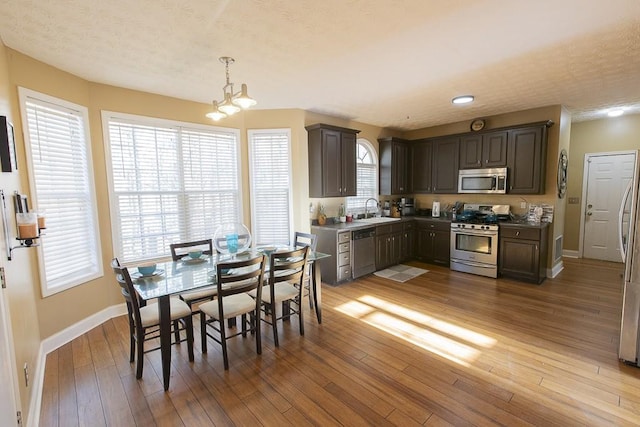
left=206, top=57, right=257, bottom=121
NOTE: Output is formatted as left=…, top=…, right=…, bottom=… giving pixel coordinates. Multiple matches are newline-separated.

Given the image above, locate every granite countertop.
left=311, top=215, right=451, bottom=231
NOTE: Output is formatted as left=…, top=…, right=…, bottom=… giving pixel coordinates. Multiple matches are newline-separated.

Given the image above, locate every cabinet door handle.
left=516, top=231, right=520, bottom=236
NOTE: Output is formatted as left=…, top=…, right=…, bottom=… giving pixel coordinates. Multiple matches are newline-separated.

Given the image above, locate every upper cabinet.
left=410, top=136, right=459, bottom=194
left=507, top=123, right=550, bottom=194
left=307, top=124, right=360, bottom=198
left=411, top=139, right=432, bottom=193
left=379, top=137, right=411, bottom=195
left=459, top=131, right=507, bottom=169
left=431, top=136, right=459, bottom=194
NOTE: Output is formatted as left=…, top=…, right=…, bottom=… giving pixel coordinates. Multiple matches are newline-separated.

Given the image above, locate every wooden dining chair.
left=294, top=232, right=317, bottom=309
left=170, top=239, right=218, bottom=311
left=252, top=246, right=309, bottom=347
left=169, top=239, right=213, bottom=261
left=199, top=254, right=266, bottom=369
left=110, top=258, right=194, bottom=379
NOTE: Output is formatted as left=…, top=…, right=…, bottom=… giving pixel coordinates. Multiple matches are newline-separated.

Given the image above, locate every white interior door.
left=583, top=153, right=636, bottom=261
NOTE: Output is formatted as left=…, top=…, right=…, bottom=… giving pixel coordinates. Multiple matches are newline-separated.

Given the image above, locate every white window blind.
left=104, top=113, right=241, bottom=263
left=19, top=88, right=103, bottom=296
left=248, top=129, right=292, bottom=246
left=346, top=139, right=378, bottom=212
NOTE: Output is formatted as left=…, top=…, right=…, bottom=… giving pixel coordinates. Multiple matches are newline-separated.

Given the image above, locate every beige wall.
left=564, top=113, right=640, bottom=251
left=0, top=43, right=42, bottom=425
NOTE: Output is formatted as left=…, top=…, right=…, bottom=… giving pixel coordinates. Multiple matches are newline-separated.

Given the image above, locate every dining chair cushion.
left=250, top=282, right=298, bottom=304
left=200, top=293, right=256, bottom=320
left=180, top=286, right=217, bottom=303
left=139, top=298, right=192, bottom=328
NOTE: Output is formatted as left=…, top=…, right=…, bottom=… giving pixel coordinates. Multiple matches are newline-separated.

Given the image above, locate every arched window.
left=346, top=139, right=378, bottom=213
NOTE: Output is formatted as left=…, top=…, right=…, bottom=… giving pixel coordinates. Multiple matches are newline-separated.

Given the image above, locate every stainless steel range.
left=450, top=204, right=509, bottom=278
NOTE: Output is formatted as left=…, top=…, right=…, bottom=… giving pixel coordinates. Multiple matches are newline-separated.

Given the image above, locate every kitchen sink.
left=356, top=216, right=402, bottom=224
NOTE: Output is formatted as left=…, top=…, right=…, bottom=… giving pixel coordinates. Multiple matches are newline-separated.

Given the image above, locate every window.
left=346, top=139, right=378, bottom=212
left=248, top=129, right=292, bottom=246
left=103, top=112, right=242, bottom=263
left=19, top=88, right=103, bottom=296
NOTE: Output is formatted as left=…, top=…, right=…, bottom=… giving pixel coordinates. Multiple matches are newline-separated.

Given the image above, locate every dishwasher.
left=352, top=227, right=376, bottom=278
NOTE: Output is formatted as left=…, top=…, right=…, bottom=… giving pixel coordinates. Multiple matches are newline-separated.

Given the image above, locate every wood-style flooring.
left=39, top=257, right=640, bottom=426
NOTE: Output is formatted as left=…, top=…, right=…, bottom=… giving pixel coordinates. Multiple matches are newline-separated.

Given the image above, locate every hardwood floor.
left=39, top=258, right=640, bottom=426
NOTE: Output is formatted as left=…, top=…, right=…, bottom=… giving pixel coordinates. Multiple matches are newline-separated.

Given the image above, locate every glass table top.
left=131, top=248, right=329, bottom=301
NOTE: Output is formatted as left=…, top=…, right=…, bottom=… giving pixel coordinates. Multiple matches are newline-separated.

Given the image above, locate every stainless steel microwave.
left=458, top=167, right=508, bottom=194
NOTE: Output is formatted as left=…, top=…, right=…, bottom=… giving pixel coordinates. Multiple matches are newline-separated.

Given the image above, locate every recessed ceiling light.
left=607, top=109, right=624, bottom=117
left=452, top=95, right=474, bottom=105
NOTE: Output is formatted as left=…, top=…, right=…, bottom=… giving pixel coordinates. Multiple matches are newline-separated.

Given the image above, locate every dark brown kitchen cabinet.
left=375, top=223, right=403, bottom=270
left=379, top=137, right=411, bottom=195
left=416, top=219, right=450, bottom=265
left=411, top=139, right=432, bottom=193
left=507, top=125, right=548, bottom=194
left=400, top=221, right=415, bottom=261
left=307, top=123, right=359, bottom=198
left=459, top=131, right=507, bottom=169
left=499, top=223, right=548, bottom=284
left=431, top=137, right=459, bottom=194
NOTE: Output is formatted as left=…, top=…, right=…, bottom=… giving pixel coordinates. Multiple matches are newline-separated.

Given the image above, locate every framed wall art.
left=0, top=116, right=17, bottom=172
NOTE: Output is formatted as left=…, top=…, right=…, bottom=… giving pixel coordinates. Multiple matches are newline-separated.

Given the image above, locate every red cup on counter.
left=346, top=214, right=353, bottom=222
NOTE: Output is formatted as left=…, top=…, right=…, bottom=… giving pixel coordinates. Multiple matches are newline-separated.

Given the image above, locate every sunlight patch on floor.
left=334, top=295, right=496, bottom=366
left=359, top=295, right=496, bottom=348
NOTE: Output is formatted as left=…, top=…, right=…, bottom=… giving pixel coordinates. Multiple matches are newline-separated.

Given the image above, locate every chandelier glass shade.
left=207, top=57, right=256, bottom=121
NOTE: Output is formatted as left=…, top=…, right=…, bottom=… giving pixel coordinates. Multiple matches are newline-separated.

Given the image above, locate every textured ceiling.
left=1, top=0, right=640, bottom=131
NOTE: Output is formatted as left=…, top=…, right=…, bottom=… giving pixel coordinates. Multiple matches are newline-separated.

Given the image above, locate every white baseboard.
left=27, top=303, right=127, bottom=427
left=549, top=259, right=564, bottom=279
left=562, top=249, right=580, bottom=258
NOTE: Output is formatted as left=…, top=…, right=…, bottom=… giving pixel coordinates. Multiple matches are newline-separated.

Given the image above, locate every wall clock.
left=470, top=119, right=485, bottom=132
left=557, top=149, right=568, bottom=199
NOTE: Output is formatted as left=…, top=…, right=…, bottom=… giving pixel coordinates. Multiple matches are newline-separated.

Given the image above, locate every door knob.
left=588, top=204, right=593, bottom=208
left=587, top=212, right=593, bottom=216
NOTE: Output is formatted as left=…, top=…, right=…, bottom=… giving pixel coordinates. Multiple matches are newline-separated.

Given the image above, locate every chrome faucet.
left=364, top=198, right=379, bottom=218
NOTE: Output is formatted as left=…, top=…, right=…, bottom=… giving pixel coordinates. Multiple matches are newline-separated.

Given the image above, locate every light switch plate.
left=568, top=197, right=580, bottom=204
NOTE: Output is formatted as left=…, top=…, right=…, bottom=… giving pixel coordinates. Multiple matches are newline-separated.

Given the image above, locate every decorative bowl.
left=188, top=250, right=202, bottom=259
left=260, top=246, right=278, bottom=257
left=138, top=264, right=156, bottom=276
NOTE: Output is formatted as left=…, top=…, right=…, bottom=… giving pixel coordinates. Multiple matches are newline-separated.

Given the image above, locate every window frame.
left=18, top=87, right=103, bottom=297
left=247, top=128, right=294, bottom=246
left=102, top=111, right=243, bottom=263
left=346, top=138, right=378, bottom=214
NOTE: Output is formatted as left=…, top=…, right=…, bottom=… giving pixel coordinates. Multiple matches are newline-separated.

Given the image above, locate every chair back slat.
left=216, top=255, right=266, bottom=297
left=269, top=247, right=309, bottom=289
left=294, top=232, right=317, bottom=251
left=111, top=258, right=144, bottom=328
left=169, top=239, right=214, bottom=261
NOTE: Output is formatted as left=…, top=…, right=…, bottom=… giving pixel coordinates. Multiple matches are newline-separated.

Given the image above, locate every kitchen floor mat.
left=373, top=264, right=429, bottom=283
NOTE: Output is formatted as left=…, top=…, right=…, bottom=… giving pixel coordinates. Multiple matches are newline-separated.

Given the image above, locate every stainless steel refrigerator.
left=618, top=150, right=640, bottom=365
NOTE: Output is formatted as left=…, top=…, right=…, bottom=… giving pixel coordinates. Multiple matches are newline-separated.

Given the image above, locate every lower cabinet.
left=400, top=221, right=416, bottom=261
left=498, top=224, right=548, bottom=284
left=312, top=227, right=352, bottom=285
left=375, top=223, right=403, bottom=270
left=415, top=219, right=450, bottom=265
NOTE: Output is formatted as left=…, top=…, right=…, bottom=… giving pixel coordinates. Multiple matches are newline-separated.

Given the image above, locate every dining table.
left=131, top=247, right=330, bottom=391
